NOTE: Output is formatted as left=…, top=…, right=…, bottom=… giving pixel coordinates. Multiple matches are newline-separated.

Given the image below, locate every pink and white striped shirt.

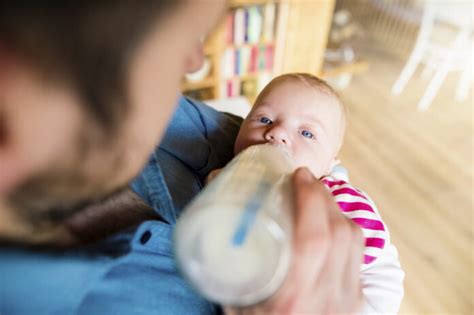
left=321, top=175, right=386, bottom=265
left=319, top=170, right=404, bottom=314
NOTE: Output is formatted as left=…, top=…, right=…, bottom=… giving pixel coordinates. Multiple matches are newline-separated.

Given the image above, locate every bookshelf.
left=322, top=60, right=369, bottom=78
left=182, top=0, right=336, bottom=102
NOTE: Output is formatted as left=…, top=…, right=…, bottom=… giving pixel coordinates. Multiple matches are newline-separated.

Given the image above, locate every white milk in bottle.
left=174, top=144, right=296, bottom=306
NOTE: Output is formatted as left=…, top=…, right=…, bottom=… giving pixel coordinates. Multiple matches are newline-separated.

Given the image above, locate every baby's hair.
left=256, top=72, right=341, bottom=105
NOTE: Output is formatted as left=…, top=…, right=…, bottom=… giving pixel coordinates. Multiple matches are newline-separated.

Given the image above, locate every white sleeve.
left=360, top=242, right=405, bottom=314
left=325, top=168, right=405, bottom=313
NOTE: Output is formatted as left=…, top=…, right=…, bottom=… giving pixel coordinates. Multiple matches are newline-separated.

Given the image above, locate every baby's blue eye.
left=301, top=130, right=315, bottom=139
left=259, top=117, right=272, bottom=124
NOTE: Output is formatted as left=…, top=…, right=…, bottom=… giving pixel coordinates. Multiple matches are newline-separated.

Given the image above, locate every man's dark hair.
left=0, top=1, right=182, bottom=133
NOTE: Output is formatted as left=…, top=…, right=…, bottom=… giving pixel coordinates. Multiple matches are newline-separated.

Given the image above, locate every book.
left=262, top=2, right=276, bottom=42
left=258, top=45, right=266, bottom=71
left=233, top=8, right=246, bottom=46
left=225, top=13, right=234, bottom=44
left=233, top=78, right=242, bottom=97
left=240, top=45, right=251, bottom=75
left=235, top=48, right=240, bottom=75
left=265, top=44, right=274, bottom=71
left=226, top=80, right=232, bottom=97
left=247, top=6, right=263, bottom=44
left=244, top=8, right=249, bottom=43
left=222, top=47, right=235, bottom=79
left=249, top=45, right=259, bottom=73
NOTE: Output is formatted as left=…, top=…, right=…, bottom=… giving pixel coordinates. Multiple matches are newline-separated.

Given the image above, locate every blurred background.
left=182, top=0, right=473, bottom=313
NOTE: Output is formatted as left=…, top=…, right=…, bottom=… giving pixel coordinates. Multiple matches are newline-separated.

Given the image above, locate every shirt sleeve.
left=321, top=176, right=405, bottom=314
left=359, top=243, right=405, bottom=314
left=322, top=177, right=387, bottom=265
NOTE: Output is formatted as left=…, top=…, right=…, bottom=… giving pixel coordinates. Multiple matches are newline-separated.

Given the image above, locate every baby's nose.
left=265, top=128, right=288, bottom=145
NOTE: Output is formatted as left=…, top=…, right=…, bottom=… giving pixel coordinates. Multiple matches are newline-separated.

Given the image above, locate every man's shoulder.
left=160, top=96, right=242, bottom=173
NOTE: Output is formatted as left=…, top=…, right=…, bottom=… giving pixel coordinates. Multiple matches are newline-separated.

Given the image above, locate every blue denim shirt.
left=0, top=96, right=242, bottom=315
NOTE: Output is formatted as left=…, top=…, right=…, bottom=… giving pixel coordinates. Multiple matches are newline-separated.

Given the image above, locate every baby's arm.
left=359, top=240, right=405, bottom=313
left=357, top=193, right=405, bottom=314
left=322, top=176, right=405, bottom=314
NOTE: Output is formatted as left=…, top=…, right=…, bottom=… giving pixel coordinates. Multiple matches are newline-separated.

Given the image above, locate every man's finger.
left=341, top=222, right=365, bottom=310
left=289, top=166, right=340, bottom=298
left=291, top=167, right=332, bottom=257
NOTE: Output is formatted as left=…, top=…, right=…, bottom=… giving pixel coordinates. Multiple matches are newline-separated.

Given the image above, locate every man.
left=0, top=2, right=365, bottom=314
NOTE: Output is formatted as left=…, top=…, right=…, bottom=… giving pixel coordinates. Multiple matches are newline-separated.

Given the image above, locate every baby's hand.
left=205, top=168, right=222, bottom=185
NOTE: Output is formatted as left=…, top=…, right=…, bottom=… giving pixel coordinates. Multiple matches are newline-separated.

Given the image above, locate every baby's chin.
left=292, top=160, right=329, bottom=179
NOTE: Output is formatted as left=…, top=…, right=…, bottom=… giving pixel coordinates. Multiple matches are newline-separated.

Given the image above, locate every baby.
left=209, top=73, right=404, bottom=313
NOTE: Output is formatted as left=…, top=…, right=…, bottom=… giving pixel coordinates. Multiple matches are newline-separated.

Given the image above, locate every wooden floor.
left=337, top=48, right=473, bottom=314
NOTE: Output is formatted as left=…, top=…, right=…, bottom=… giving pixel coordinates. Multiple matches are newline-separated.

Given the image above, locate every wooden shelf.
left=182, top=77, right=215, bottom=92
left=240, top=73, right=260, bottom=81
left=223, top=71, right=274, bottom=81
left=224, top=42, right=274, bottom=50
left=222, top=73, right=262, bottom=81
left=181, top=0, right=335, bottom=101
left=321, top=61, right=370, bottom=78
left=230, top=0, right=275, bottom=8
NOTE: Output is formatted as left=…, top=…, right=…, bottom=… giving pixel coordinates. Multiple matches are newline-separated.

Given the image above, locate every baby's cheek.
left=296, top=153, right=327, bottom=178
left=234, top=136, right=247, bottom=155
left=308, top=164, right=325, bottom=179
left=235, top=131, right=262, bottom=154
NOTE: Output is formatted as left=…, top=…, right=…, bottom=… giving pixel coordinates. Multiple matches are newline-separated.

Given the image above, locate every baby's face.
left=234, top=79, right=345, bottom=178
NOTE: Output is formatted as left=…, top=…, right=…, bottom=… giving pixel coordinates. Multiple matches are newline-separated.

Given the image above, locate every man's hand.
left=225, top=167, right=365, bottom=314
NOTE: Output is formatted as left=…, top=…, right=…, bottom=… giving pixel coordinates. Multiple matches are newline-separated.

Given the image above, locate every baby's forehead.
left=259, top=81, right=343, bottom=114
left=265, top=77, right=340, bottom=102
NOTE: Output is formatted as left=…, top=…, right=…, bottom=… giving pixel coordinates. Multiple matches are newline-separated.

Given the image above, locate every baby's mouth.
left=264, top=142, right=292, bottom=158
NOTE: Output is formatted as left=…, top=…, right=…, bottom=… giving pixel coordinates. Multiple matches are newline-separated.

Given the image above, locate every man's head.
left=0, top=1, right=227, bottom=224
left=234, top=73, right=346, bottom=178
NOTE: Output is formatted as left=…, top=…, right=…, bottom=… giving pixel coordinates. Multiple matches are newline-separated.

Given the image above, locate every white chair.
left=391, top=1, right=473, bottom=111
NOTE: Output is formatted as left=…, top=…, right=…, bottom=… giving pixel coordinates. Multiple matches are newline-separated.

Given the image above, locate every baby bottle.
left=174, top=144, right=296, bottom=306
